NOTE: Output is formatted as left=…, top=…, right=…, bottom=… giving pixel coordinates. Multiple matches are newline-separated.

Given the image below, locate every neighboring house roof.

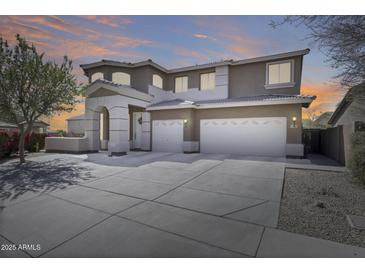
left=67, top=114, right=85, bottom=121
left=32, top=121, right=50, bottom=127
left=147, top=94, right=316, bottom=110
left=313, top=112, right=333, bottom=128
left=0, top=120, right=49, bottom=128
left=19, top=120, right=49, bottom=127
left=0, top=121, right=18, bottom=128
left=328, top=82, right=365, bottom=125
left=80, top=48, right=310, bottom=74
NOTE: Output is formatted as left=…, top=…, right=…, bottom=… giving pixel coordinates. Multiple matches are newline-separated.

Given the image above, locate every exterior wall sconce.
left=290, top=116, right=297, bottom=128
left=183, top=119, right=188, bottom=125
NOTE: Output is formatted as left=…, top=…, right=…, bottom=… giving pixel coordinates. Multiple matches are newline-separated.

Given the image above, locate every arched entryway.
left=99, top=106, right=109, bottom=151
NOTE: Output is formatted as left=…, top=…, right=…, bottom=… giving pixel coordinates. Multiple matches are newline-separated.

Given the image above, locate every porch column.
left=84, top=108, right=100, bottom=152
left=141, top=112, right=151, bottom=151
left=108, top=106, right=130, bottom=156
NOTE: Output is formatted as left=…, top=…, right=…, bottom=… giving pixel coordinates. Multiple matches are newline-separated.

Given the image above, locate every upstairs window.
left=91, top=72, right=104, bottom=82
left=175, top=76, right=188, bottom=93
left=112, top=72, right=131, bottom=86
left=266, top=60, right=294, bottom=87
left=200, top=72, right=215, bottom=90
left=152, top=74, right=163, bottom=89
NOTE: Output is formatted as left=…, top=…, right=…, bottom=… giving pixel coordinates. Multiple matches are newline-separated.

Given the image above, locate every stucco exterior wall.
left=229, top=56, right=303, bottom=98
left=334, top=101, right=365, bottom=166
left=335, top=101, right=365, bottom=127
left=67, top=117, right=85, bottom=136
left=86, top=65, right=168, bottom=94
left=150, top=104, right=302, bottom=144
left=84, top=55, right=303, bottom=100
left=166, top=68, right=215, bottom=91
left=151, top=108, right=196, bottom=142
left=45, top=136, right=89, bottom=153
left=342, top=124, right=353, bottom=166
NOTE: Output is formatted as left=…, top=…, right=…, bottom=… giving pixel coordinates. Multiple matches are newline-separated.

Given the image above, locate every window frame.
left=112, top=72, right=131, bottom=86
left=152, top=74, right=163, bottom=89
left=175, top=76, right=189, bottom=93
left=200, top=72, right=216, bottom=91
left=91, top=72, right=104, bottom=82
left=265, top=59, right=295, bottom=89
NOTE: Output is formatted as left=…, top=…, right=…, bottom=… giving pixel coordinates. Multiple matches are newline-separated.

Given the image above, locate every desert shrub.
left=349, top=132, right=365, bottom=184
left=25, top=133, right=47, bottom=152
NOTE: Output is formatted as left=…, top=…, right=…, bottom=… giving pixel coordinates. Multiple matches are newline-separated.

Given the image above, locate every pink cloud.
left=192, top=33, right=209, bottom=39
left=174, top=47, right=210, bottom=62
left=80, top=16, right=133, bottom=28
left=191, top=16, right=265, bottom=58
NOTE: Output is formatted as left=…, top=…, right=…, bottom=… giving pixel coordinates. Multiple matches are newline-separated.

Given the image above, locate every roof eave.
left=147, top=97, right=315, bottom=111
left=80, top=48, right=310, bottom=74
left=232, top=49, right=310, bottom=66
left=85, top=80, right=153, bottom=102
left=328, top=98, right=351, bottom=125
left=80, top=60, right=168, bottom=73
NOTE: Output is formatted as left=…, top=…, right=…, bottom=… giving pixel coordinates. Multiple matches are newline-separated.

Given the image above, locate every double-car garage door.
left=152, top=117, right=287, bottom=156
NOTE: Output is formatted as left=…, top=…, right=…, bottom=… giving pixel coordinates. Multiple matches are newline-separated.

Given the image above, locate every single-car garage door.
left=200, top=117, right=287, bottom=156
left=152, top=120, right=184, bottom=152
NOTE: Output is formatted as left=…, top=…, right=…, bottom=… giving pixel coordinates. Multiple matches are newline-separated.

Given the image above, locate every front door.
left=132, top=112, right=142, bottom=149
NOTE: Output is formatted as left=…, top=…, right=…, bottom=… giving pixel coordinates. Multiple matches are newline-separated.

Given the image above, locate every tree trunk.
left=18, top=124, right=26, bottom=164
left=18, top=123, right=33, bottom=164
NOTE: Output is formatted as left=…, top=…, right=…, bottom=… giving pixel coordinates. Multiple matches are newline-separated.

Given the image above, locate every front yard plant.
left=0, top=34, right=79, bottom=163
left=0, top=132, right=46, bottom=159
left=349, top=132, right=365, bottom=184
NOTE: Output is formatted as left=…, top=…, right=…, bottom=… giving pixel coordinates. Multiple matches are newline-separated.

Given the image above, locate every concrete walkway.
left=0, top=152, right=364, bottom=258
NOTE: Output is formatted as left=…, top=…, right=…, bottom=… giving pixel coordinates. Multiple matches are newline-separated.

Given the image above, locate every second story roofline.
left=80, top=48, right=310, bottom=74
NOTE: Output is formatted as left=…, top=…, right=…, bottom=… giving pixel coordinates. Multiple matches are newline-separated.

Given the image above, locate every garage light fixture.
left=183, top=119, right=188, bottom=125
left=291, top=116, right=297, bottom=128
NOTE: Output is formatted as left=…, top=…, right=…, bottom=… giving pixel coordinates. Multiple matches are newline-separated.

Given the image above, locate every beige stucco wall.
left=229, top=56, right=303, bottom=97
left=84, top=55, right=303, bottom=97
left=151, top=108, right=196, bottom=141
left=335, top=101, right=365, bottom=127
left=166, top=68, right=216, bottom=91
left=86, top=65, right=168, bottom=93
left=67, top=119, right=85, bottom=136
left=335, top=101, right=365, bottom=166
left=150, top=104, right=302, bottom=144
left=45, top=136, right=89, bottom=152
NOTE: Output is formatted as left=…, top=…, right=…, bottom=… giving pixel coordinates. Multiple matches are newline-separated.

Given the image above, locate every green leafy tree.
left=0, top=34, right=79, bottom=163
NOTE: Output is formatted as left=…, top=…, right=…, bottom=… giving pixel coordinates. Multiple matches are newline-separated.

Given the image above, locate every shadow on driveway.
left=0, top=159, right=94, bottom=203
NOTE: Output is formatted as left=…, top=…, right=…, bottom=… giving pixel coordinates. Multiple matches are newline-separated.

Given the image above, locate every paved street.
left=1, top=152, right=364, bottom=257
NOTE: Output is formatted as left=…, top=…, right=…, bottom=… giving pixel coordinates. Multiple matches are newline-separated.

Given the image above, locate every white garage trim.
left=152, top=120, right=184, bottom=153
left=200, top=117, right=287, bottom=156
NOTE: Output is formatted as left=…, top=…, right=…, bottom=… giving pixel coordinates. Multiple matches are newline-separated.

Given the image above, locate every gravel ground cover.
left=279, top=168, right=365, bottom=248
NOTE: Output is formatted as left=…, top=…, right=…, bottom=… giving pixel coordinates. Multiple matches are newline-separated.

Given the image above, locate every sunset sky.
left=0, top=15, right=346, bottom=130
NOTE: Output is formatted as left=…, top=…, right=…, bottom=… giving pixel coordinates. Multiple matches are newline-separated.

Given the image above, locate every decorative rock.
left=346, top=215, right=365, bottom=230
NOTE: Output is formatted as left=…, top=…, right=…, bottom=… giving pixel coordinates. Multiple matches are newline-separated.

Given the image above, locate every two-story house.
left=46, top=49, right=316, bottom=157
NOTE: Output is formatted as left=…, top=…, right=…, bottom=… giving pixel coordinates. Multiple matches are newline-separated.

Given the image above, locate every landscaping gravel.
left=278, top=168, right=365, bottom=248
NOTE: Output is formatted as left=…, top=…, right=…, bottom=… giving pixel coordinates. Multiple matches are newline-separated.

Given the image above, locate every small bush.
left=349, top=132, right=365, bottom=184
left=0, top=132, right=10, bottom=158
left=0, top=131, right=47, bottom=158
left=0, top=132, right=19, bottom=158
left=25, top=133, right=47, bottom=152
left=57, top=130, right=66, bottom=137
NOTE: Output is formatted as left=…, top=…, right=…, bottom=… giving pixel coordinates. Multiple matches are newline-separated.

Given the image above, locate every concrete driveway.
left=1, top=152, right=364, bottom=258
